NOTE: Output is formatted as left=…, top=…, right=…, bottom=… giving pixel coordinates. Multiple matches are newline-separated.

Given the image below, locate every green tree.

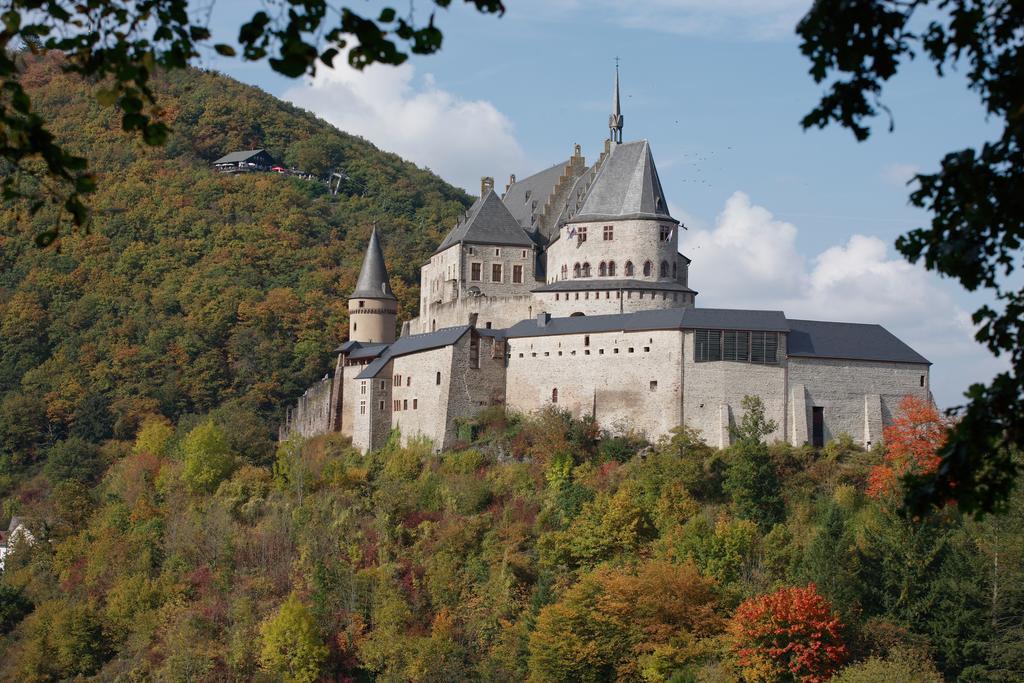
left=259, top=594, right=329, bottom=683
left=43, top=436, right=102, bottom=484
left=0, top=584, right=33, bottom=635
left=723, top=438, right=785, bottom=530
left=797, top=0, right=1024, bottom=515
left=730, top=395, right=779, bottom=443
left=180, top=420, right=237, bottom=494
left=133, top=416, right=174, bottom=457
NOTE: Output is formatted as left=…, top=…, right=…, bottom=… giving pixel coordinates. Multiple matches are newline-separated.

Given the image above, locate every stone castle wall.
left=278, top=375, right=335, bottom=441
left=546, top=218, right=685, bottom=285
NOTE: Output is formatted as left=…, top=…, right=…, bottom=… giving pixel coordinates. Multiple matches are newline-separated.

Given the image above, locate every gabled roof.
left=212, top=149, right=270, bottom=164
left=436, top=190, right=534, bottom=254
left=502, top=161, right=570, bottom=230
left=787, top=319, right=930, bottom=365
left=351, top=228, right=396, bottom=300
left=565, top=140, right=675, bottom=224
left=356, top=325, right=472, bottom=379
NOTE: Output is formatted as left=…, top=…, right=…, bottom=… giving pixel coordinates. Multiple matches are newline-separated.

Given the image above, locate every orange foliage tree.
left=729, top=584, right=847, bottom=683
left=867, top=395, right=950, bottom=498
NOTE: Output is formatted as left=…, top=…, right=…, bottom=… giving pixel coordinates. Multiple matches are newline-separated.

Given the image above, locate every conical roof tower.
left=348, top=228, right=398, bottom=343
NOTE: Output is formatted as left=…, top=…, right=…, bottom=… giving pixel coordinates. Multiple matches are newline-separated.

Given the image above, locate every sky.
left=200, top=0, right=1008, bottom=409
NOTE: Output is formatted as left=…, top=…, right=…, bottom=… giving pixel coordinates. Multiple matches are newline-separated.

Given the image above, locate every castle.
left=279, top=69, right=932, bottom=452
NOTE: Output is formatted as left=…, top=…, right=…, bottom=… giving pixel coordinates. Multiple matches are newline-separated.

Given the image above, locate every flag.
left=567, top=226, right=577, bottom=240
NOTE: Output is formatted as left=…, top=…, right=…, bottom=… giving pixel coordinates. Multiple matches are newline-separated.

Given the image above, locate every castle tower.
left=348, top=228, right=397, bottom=343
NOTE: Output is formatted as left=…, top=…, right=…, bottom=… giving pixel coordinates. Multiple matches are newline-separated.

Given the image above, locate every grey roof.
left=682, top=308, right=789, bottom=332
left=565, top=140, right=674, bottom=224
left=356, top=325, right=472, bottom=379
left=533, top=279, right=697, bottom=294
left=502, top=161, right=569, bottom=230
left=336, top=341, right=389, bottom=360
left=436, top=190, right=534, bottom=254
left=506, top=308, right=686, bottom=339
left=212, top=149, right=269, bottom=164
left=351, top=228, right=396, bottom=300
left=787, top=319, right=930, bottom=365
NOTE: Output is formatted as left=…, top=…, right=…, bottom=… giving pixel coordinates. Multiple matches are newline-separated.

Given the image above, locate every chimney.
left=481, top=176, right=494, bottom=196
left=504, top=173, right=516, bottom=195
left=536, top=312, right=550, bottom=328
left=468, top=312, right=479, bottom=329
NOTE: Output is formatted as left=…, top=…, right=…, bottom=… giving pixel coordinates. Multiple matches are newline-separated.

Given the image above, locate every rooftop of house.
left=212, top=149, right=270, bottom=165
left=435, top=190, right=535, bottom=254
left=351, top=228, right=396, bottom=300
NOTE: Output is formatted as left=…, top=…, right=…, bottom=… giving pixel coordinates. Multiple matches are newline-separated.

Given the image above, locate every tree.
left=258, top=594, right=328, bottom=683
left=730, top=395, right=779, bottom=443
left=867, top=395, right=950, bottom=499
left=797, top=0, right=1024, bottom=516
left=729, top=584, right=848, bottom=683
left=0, top=584, right=33, bottom=635
left=43, top=436, right=103, bottom=484
left=180, top=420, right=236, bottom=494
left=133, top=416, right=174, bottom=457
left=723, top=437, right=785, bottom=530
left=0, top=0, right=504, bottom=243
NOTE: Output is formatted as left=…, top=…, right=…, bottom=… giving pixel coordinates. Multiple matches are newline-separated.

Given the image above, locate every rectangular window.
left=379, top=400, right=385, bottom=410
left=406, top=376, right=411, bottom=386
left=584, top=335, right=590, bottom=347
left=660, top=225, right=671, bottom=242
left=603, top=225, right=613, bottom=240
left=360, top=382, right=367, bottom=395
left=403, top=399, right=408, bottom=411
left=359, top=401, right=366, bottom=415
left=750, top=332, right=779, bottom=364
left=920, top=375, right=925, bottom=387
left=650, top=380, right=658, bottom=391
left=723, top=331, right=750, bottom=362
left=492, top=263, right=502, bottom=282
left=513, top=265, right=523, bottom=283
left=578, top=226, right=587, bottom=243
left=470, top=262, right=482, bottom=281
left=695, top=329, right=722, bottom=362
left=413, top=399, right=418, bottom=410
left=379, top=380, right=385, bottom=391
left=522, top=250, right=528, bottom=258
left=494, top=248, right=501, bottom=257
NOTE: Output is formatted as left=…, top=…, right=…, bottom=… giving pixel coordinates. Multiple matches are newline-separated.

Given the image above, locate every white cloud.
left=283, top=57, right=528, bottom=193
left=882, top=162, right=921, bottom=188
left=680, top=191, right=1005, bottom=408
left=520, top=0, right=811, bottom=40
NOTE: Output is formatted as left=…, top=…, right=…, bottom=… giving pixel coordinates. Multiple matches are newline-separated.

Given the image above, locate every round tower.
left=348, top=228, right=397, bottom=343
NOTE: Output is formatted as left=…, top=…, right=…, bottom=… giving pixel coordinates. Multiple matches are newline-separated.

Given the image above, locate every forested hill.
left=0, top=54, right=471, bottom=486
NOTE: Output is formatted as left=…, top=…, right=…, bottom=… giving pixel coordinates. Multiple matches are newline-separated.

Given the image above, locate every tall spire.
left=351, top=227, right=396, bottom=300
left=609, top=58, right=623, bottom=144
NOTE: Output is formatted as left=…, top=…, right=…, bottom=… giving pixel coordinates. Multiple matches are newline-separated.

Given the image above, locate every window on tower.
left=660, top=260, right=669, bottom=278
left=608, top=261, right=616, bottom=276
left=603, top=225, right=613, bottom=240
left=624, top=261, right=634, bottom=276
left=643, top=261, right=652, bottom=277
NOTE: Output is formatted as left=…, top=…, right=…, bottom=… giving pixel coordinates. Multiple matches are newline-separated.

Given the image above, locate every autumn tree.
left=729, top=584, right=848, bottom=683
left=867, top=395, right=950, bottom=499
left=258, top=594, right=328, bottom=683
left=181, top=420, right=237, bottom=494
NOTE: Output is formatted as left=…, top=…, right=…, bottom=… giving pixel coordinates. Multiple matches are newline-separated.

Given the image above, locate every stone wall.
left=506, top=328, right=684, bottom=440
left=546, top=218, right=684, bottom=285
left=390, top=345, right=455, bottom=448
left=787, top=357, right=931, bottom=447
left=442, top=332, right=507, bottom=448
left=541, top=288, right=693, bottom=318
left=680, top=331, right=788, bottom=447
left=278, top=374, right=335, bottom=441
left=352, top=369, right=393, bottom=453
left=409, top=294, right=538, bottom=335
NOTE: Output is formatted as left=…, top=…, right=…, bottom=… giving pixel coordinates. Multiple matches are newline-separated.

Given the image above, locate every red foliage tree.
left=729, top=584, right=847, bottom=683
left=867, top=395, right=950, bottom=498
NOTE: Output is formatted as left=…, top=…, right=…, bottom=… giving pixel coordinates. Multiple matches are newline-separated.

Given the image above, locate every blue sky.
left=202, top=1, right=1006, bottom=408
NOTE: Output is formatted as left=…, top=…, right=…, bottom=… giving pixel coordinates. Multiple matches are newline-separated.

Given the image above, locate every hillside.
left=0, top=53, right=471, bottom=490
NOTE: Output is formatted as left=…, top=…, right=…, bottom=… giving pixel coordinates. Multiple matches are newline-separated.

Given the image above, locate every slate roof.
left=356, top=326, right=472, bottom=379
left=212, top=149, right=269, bottom=164
left=502, top=161, right=568, bottom=230
left=565, top=140, right=675, bottom=224
left=786, top=319, right=930, bottom=365
left=351, top=228, right=396, bottom=300
left=533, top=279, right=697, bottom=294
left=436, top=191, right=535, bottom=254
left=683, top=308, right=789, bottom=332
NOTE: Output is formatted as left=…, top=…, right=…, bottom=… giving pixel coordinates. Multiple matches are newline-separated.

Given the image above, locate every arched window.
left=608, top=261, right=616, bottom=277
left=598, top=261, right=607, bottom=277
left=573, top=263, right=581, bottom=278
left=660, top=260, right=669, bottom=278
left=551, top=388, right=558, bottom=403
left=624, top=261, right=634, bottom=277
left=561, top=264, right=568, bottom=280
left=643, top=260, right=652, bottom=277
left=582, top=262, right=591, bottom=277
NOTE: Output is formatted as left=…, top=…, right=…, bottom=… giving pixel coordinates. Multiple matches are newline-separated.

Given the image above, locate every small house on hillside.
left=213, top=149, right=275, bottom=173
